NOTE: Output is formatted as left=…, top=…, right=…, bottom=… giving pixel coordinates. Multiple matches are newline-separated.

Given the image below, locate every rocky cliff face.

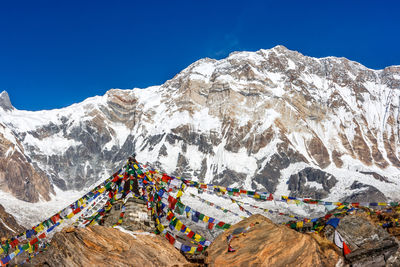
left=0, top=45, right=399, bottom=205
left=0, top=204, right=24, bottom=240
left=0, top=122, right=53, bottom=202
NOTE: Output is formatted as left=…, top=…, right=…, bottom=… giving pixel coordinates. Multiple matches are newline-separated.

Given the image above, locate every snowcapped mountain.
left=0, top=45, right=399, bottom=208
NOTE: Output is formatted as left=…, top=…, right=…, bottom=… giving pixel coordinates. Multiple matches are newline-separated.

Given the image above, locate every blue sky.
left=1, top=0, right=399, bottom=110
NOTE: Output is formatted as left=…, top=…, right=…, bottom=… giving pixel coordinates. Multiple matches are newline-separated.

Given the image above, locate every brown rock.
left=0, top=123, right=53, bottom=202
left=24, top=226, right=192, bottom=267
left=0, top=204, right=24, bottom=240
left=206, top=214, right=341, bottom=267
left=307, top=136, right=331, bottom=168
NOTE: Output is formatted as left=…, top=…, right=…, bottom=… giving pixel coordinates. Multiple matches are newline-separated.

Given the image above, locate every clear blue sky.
left=1, top=0, right=399, bottom=110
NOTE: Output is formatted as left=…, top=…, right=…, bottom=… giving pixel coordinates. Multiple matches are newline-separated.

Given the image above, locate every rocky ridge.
left=23, top=226, right=193, bottom=267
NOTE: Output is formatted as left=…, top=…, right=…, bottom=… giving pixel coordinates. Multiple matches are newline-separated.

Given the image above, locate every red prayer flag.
left=208, top=223, right=214, bottom=229
left=10, top=239, right=19, bottom=248
left=187, top=231, right=195, bottom=239
left=166, top=212, right=174, bottom=221
left=112, top=175, right=119, bottom=182
left=228, top=245, right=236, bottom=252
left=73, top=207, right=81, bottom=214
left=51, top=215, right=58, bottom=224
left=343, top=242, right=351, bottom=255
left=30, top=238, right=39, bottom=245
left=168, top=196, right=177, bottom=210
left=165, top=233, right=175, bottom=245
left=38, top=232, right=46, bottom=239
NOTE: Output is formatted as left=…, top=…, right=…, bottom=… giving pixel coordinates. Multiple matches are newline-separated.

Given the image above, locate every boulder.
left=205, top=214, right=341, bottom=267
left=323, top=213, right=399, bottom=266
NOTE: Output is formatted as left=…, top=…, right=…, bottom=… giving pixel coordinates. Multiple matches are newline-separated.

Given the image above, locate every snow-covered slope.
left=0, top=46, right=399, bottom=215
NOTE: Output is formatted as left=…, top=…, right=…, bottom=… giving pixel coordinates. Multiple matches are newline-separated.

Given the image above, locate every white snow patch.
left=24, top=133, right=81, bottom=155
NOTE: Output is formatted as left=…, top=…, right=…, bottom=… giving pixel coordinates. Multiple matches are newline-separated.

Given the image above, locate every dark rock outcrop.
left=288, top=167, right=337, bottom=199
left=323, top=213, right=399, bottom=266
left=342, top=181, right=387, bottom=203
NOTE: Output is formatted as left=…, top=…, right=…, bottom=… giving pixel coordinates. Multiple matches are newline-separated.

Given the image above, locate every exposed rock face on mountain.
left=0, top=122, right=53, bottom=202
left=0, top=204, right=24, bottom=240
left=24, top=226, right=192, bottom=267
left=205, top=214, right=341, bottom=266
left=0, top=45, right=399, bottom=205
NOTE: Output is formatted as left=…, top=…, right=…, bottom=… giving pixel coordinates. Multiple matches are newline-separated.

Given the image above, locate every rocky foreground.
left=15, top=210, right=400, bottom=267
left=24, top=226, right=193, bottom=267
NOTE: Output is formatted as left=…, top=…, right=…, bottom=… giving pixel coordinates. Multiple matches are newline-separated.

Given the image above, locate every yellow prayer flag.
left=67, top=212, right=74, bottom=219
left=296, top=221, right=303, bottom=228
left=378, top=202, right=387, bottom=206
left=98, top=187, right=105, bottom=193
left=189, top=246, right=196, bottom=254
left=185, top=227, right=191, bottom=234
left=203, top=216, right=209, bottom=223
left=157, top=224, right=165, bottom=232
left=34, top=224, right=44, bottom=233
left=134, top=164, right=138, bottom=169
left=28, top=243, right=33, bottom=254
left=176, top=190, right=183, bottom=198
left=194, top=234, right=201, bottom=242
left=0, top=247, right=3, bottom=255
left=175, top=221, right=183, bottom=231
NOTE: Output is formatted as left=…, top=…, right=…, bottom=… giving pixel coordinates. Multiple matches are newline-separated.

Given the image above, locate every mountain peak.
left=0, top=91, right=14, bottom=111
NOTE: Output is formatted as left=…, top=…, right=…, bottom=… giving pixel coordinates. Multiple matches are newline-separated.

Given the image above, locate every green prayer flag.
left=175, top=202, right=185, bottom=215
left=198, top=213, right=205, bottom=221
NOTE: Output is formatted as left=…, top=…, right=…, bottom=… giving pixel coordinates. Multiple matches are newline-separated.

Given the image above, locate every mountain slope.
left=0, top=119, right=53, bottom=202
left=0, top=46, right=399, bottom=208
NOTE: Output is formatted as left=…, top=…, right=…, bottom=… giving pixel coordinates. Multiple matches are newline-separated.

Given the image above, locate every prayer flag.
left=334, top=230, right=344, bottom=249
left=165, top=232, right=175, bottom=245
left=343, top=242, right=351, bottom=255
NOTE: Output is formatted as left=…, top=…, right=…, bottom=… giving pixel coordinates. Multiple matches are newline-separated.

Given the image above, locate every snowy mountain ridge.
left=0, top=46, right=399, bottom=225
